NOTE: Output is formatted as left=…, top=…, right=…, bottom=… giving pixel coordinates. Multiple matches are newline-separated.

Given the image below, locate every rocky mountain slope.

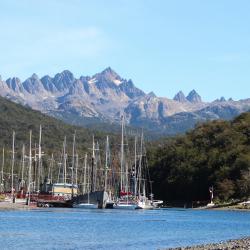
left=0, top=67, right=250, bottom=135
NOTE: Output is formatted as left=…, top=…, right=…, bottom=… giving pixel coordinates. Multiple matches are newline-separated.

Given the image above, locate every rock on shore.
left=167, top=237, right=250, bottom=250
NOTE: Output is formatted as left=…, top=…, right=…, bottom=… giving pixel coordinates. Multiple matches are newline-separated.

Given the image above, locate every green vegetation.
left=0, top=96, right=107, bottom=152
left=0, top=96, right=122, bottom=190
left=1, top=95, right=250, bottom=203
left=148, top=112, right=250, bottom=203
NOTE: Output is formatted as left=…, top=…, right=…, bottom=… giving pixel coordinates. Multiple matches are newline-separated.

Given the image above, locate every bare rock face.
left=0, top=68, right=250, bottom=135
left=22, top=74, right=45, bottom=94
left=6, top=77, right=23, bottom=93
left=53, top=70, right=75, bottom=91
left=173, top=91, right=188, bottom=103
left=186, top=90, right=202, bottom=103
left=41, top=75, right=58, bottom=93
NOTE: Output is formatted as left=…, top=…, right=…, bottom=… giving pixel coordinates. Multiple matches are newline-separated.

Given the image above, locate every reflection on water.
left=0, top=208, right=250, bottom=249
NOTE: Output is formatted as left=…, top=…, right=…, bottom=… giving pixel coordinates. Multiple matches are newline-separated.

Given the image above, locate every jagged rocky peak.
left=53, top=70, right=75, bottom=91
left=186, top=89, right=202, bottom=103
left=119, top=79, right=145, bottom=99
left=148, top=91, right=156, bottom=98
left=173, top=91, right=187, bottom=103
left=41, top=75, right=57, bottom=93
left=68, top=79, right=85, bottom=95
left=94, top=67, right=122, bottom=86
left=228, top=97, right=234, bottom=102
left=80, top=75, right=91, bottom=83
left=214, top=96, right=227, bottom=103
left=22, top=73, right=44, bottom=94
left=6, top=77, right=22, bottom=92
left=32, top=73, right=39, bottom=79
left=54, top=70, right=74, bottom=82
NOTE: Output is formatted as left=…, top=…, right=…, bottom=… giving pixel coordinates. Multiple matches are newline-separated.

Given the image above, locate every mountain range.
left=1, top=67, right=250, bottom=135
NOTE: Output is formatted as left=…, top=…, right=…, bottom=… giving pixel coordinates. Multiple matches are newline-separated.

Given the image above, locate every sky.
left=0, top=0, right=250, bottom=101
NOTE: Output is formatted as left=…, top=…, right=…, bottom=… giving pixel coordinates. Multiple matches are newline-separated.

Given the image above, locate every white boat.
left=138, top=199, right=154, bottom=209
left=135, top=133, right=164, bottom=210
left=73, top=202, right=98, bottom=209
left=152, top=200, right=163, bottom=207
left=114, top=201, right=140, bottom=210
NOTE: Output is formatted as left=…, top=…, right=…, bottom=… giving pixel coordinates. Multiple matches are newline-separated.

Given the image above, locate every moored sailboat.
left=114, top=115, right=140, bottom=210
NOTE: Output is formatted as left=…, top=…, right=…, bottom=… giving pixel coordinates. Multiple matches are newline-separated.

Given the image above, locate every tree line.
left=148, top=112, right=250, bottom=203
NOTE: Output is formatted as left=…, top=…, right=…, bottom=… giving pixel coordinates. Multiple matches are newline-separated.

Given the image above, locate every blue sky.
left=0, top=0, right=249, bottom=101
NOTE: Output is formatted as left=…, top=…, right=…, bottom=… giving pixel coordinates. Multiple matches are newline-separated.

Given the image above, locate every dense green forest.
left=0, top=96, right=108, bottom=152
left=148, top=112, right=250, bottom=203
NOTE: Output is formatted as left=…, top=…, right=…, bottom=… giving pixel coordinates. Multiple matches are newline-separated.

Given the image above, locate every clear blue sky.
left=0, top=0, right=249, bottom=101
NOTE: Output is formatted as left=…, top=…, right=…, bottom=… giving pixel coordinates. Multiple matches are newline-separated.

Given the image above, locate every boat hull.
left=113, top=202, right=140, bottom=210
left=73, top=203, right=98, bottom=209
left=71, top=191, right=108, bottom=209
left=138, top=202, right=154, bottom=209
left=105, top=201, right=114, bottom=209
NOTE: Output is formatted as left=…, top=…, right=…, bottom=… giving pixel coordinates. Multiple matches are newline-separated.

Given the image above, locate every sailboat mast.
left=87, top=154, right=90, bottom=203
left=75, top=154, right=78, bottom=186
left=71, top=133, right=76, bottom=197
left=21, top=144, right=25, bottom=188
left=38, top=125, right=42, bottom=189
left=104, top=136, right=109, bottom=192
left=125, top=162, right=128, bottom=204
left=11, top=131, right=15, bottom=203
left=63, top=136, right=67, bottom=184
left=138, top=132, right=143, bottom=198
left=91, top=135, right=95, bottom=192
left=120, top=115, right=124, bottom=192
left=83, top=154, right=87, bottom=194
left=50, top=153, right=54, bottom=183
left=95, top=142, right=99, bottom=190
left=134, top=136, right=137, bottom=197
left=72, top=132, right=76, bottom=185
left=1, top=147, right=4, bottom=192
left=33, top=143, right=37, bottom=191
left=27, top=130, right=32, bottom=206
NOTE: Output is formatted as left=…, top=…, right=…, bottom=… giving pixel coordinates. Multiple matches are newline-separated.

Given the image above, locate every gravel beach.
left=167, top=237, right=250, bottom=250
left=0, top=201, right=37, bottom=210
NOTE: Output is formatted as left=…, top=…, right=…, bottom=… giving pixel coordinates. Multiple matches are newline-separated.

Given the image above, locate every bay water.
left=1, top=208, right=250, bottom=249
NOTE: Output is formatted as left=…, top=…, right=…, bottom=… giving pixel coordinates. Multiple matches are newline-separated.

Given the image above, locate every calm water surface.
left=0, top=208, right=250, bottom=249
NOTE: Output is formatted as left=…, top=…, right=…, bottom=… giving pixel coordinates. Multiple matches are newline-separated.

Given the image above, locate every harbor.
left=1, top=208, right=250, bottom=250
left=0, top=118, right=162, bottom=210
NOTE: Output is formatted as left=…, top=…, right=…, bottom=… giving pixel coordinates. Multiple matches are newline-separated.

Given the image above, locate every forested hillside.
left=149, top=112, right=250, bottom=202
left=0, top=96, right=106, bottom=153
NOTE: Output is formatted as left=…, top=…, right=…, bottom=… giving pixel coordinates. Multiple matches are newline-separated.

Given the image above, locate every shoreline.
left=166, top=237, right=250, bottom=250
left=198, top=203, right=250, bottom=212
left=0, top=201, right=38, bottom=210
left=1, top=201, right=250, bottom=212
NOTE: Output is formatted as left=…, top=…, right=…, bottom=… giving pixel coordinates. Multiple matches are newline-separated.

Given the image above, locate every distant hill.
left=0, top=95, right=106, bottom=153
left=1, top=68, right=250, bottom=135
left=148, top=112, right=250, bottom=202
